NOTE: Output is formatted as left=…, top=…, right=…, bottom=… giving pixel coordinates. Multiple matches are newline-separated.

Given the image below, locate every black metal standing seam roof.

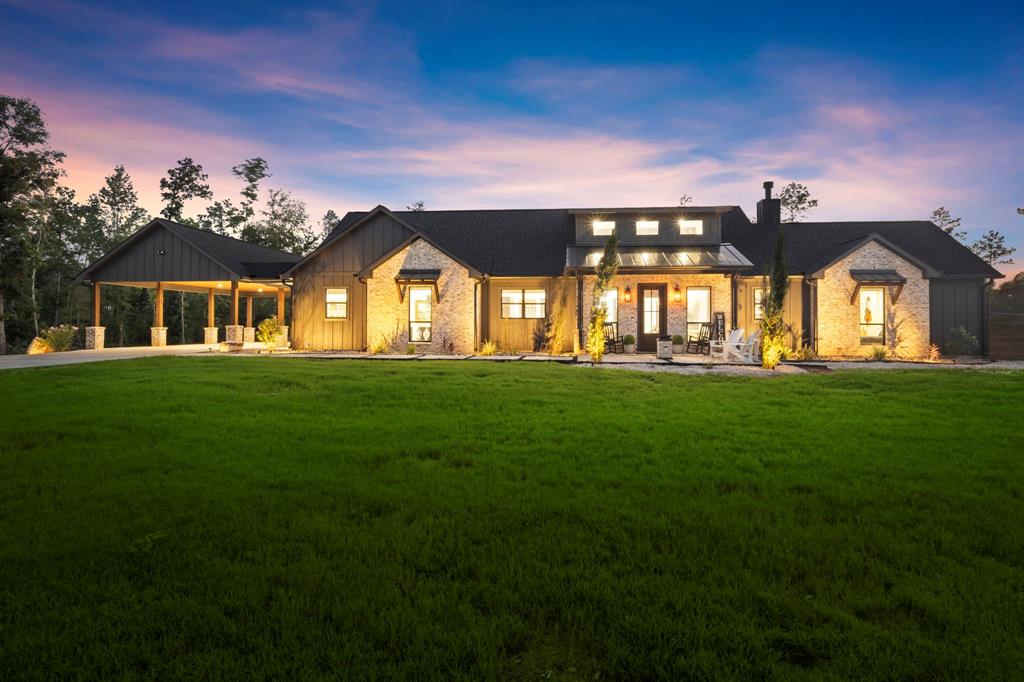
left=721, top=211, right=1002, bottom=278
left=158, top=219, right=302, bottom=278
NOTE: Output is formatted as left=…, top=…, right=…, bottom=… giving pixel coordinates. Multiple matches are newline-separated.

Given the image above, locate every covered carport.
left=74, top=219, right=300, bottom=349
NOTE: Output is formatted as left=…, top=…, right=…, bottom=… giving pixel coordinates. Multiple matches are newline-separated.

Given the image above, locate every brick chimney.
left=756, top=180, right=781, bottom=225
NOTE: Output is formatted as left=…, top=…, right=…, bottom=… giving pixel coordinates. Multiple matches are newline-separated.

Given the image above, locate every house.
left=284, top=181, right=1001, bottom=358
left=75, top=180, right=1002, bottom=358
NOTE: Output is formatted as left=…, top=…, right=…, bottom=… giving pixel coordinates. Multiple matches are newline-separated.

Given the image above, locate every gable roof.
left=721, top=211, right=1002, bottom=279
left=77, top=219, right=301, bottom=282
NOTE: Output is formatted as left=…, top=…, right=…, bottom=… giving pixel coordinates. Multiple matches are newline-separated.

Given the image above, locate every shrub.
left=26, top=337, right=53, bottom=355
left=370, top=320, right=406, bottom=354
left=41, top=324, right=78, bottom=352
left=623, top=334, right=636, bottom=345
left=791, top=346, right=817, bottom=361
left=869, top=345, right=888, bottom=362
left=439, top=335, right=455, bottom=354
left=256, top=316, right=284, bottom=352
left=672, top=334, right=684, bottom=344
left=479, top=340, right=498, bottom=356
left=944, top=327, right=979, bottom=356
left=406, top=344, right=417, bottom=354
left=928, top=343, right=942, bottom=362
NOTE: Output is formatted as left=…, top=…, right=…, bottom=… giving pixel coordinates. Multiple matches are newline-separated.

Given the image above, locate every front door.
left=637, top=284, right=667, bottom=352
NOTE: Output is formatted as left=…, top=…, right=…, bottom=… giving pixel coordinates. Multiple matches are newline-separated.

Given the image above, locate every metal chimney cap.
left=762, top=181, right=774, bottom=189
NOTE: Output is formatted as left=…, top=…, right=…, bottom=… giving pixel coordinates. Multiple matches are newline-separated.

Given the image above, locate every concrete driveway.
left=0, top=344, right=213, bottom=371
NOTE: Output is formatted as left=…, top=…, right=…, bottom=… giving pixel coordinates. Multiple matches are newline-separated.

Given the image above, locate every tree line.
left=0, top=94, right=339, bottom=354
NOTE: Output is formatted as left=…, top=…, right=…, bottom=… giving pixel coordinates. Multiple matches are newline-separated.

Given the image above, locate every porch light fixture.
left=673, top=284, right=682, bottom=302
left=623, top=285, right=632, bottom=303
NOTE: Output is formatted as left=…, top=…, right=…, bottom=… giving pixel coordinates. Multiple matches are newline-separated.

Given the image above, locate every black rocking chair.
left=686, top=322, right=712, bottom=355
left=604, top=322, right=625, bottom=354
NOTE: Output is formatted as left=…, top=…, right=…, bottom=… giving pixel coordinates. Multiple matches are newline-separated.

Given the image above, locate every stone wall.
left=581, top=273, right=733, bottom=343
left=816, top=241, right=930, bottom=358
left=366, top=239, right=476, bottom=353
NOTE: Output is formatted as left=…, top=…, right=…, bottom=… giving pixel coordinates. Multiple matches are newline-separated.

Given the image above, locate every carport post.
left=243, top=295, right=255, bottom=344
left=151, top=282, right=167, bottom=347
left=85, top=282, right=105, bottom=350
left=226, top=280, right=243, bottom=345
left=277, top=288, right=285, bottom=322
left=204, top=288, right=218, bottom=346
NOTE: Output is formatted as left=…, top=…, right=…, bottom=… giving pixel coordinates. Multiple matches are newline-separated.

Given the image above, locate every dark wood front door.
left=637, top=284, right=667, bottom=352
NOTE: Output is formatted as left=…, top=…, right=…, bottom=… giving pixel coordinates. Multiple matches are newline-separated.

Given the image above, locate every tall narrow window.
left=859, top=287, right=884, bottom=344
left=592, top=220, right=615, bottom=236
left=502, top=289, right=546, bottom=319
left=643, top=289, right=660, bottom=334
left=686, top=287, right=711, bottom=339
left=409, top=286, right=432, bottom=342
left=602, top=288, right=618, bottom=324
left=325, top=288, right=348, bottom=319
left=635, top=220, right=659, bottom=236
left=753, top=287, right=765, bottom=320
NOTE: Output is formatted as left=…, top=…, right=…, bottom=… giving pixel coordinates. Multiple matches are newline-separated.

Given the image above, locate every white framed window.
left=601, top=288, right=618, bottom=324
left=686, top=287, right=711, bottom=339
left=409, top=286, right=432, bottom=342
left=859, top=287, right=884, bottom=345
left=325, top=288, right=348, bottom=319
left=501, top=288, right=546, bottom=319
left=592, top=220, right=615, bottom=236
left=678, top=219, right=703, bottom=235
left=635, top=220, right=659, bottom=236
left=753, top=287, right=765, bottom=320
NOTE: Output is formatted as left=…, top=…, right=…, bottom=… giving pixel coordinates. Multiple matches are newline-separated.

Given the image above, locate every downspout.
left=807, top=277, right=818, bottom=354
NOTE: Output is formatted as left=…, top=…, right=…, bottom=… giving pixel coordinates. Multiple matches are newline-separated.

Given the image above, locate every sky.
left=2, top=0, right=1022, bottom=275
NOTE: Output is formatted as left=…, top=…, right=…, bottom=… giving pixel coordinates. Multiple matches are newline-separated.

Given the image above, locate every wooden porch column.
left=245, top=296, right=253, bottom=327
left=154, top=282, right=164, bottom=327
left=207, top=289, right=215, bottom=328
left=230, top=280, right=239, bottom=326
left=277, top=287, right=286, bottom=322
left=91, top=282, right=101, bottom=326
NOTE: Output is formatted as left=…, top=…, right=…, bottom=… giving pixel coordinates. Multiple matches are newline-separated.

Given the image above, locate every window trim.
left=686, top=286, right=711, bottom=339
left=325, top=287, right=349, bottom=320
left=602, top=287, right=618, bottom=324
left=501, top=288, right=547, bottom=319
left=753, top=287, right=765, bottom=321
left=408, top=285, right=433, bottom=343
left=858, top=286, right=885, bottom=345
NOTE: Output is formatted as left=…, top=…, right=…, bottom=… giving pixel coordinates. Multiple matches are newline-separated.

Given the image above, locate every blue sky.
left=2, top=0, right=1022, bottom=272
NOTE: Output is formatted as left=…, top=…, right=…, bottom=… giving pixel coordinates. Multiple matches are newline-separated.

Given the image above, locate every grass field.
left=0, top=358, right=1022, bottom=679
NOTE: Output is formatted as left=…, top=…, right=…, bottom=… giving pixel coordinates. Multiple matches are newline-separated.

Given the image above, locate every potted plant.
left=671, top=334, right=684, bottom=354
left=623, top=334, right=636, bottom=353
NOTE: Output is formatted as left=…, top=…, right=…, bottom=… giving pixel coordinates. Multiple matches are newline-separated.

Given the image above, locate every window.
left=325, top=288, right=348, bottom=319
left=753, top=287, right=765, bottom=320
left=642, top=289, right=660, bottom=334
left=859, top=287, right=884, bottom=345
left=635, top=220, right=659, bottom=236
left=409, top=286, right=432, bottom=342
left=686, top=287, right=710, bottom=339
left=501, top=288, right=546, bottom=319
left=678, top=219, right=703, bottom=235
left=592, top=220, right=615, bottom=236
left=601, top=288, right=618, bottom=324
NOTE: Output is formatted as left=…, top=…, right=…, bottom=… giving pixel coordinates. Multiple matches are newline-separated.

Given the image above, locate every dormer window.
left=635, top=220, right=659, bottom=236
left=592, top=220, right=615, bottom=236
left=678, top=219, right=703, bottom=235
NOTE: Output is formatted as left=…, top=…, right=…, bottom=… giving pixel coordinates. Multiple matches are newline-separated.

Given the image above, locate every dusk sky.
left=2, top=0, right=1022, bottom=274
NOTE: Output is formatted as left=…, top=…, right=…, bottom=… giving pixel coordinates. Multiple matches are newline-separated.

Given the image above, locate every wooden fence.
left=990, top=313, right=1024, bottom=360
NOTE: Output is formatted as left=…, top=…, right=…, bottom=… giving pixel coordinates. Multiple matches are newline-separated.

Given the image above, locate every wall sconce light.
left=623, top=285, right=632, bottom=303
left=673, top=284, right=682, bottom=303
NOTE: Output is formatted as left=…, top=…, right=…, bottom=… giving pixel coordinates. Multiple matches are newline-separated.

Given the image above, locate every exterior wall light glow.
left=624, top=285, right=632, bottom=303
left=673, top=284, right=682, bottom=302
left=592, top=220, right=615, bottom=236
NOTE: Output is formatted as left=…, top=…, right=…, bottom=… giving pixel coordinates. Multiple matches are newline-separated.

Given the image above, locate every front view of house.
left=285, top=181, right=1001, bottom=358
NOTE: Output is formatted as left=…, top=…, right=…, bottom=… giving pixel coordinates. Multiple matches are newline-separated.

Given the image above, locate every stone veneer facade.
left=581, top=274, right=734, bottom=344
left=815, top=240, right=930, bottom=358
left=366, top=239, right=476, bottom=353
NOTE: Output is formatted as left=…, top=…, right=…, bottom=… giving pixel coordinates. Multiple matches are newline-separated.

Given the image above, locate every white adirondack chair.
left=710, top=328, right=744, bottom=359
left=725, top=329, right=761, bottom=363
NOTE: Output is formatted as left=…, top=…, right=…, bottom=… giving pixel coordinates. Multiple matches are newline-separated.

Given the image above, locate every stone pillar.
left=276, top=326, right=289, bottom=347
left=151, top=327, right=168, bottom=347
left=230, top=280, right=239, bottom=326
left=204, top=327, right=218, bottom=345
left=85, top=326, right=105, bottom=350
left=243, top=326, right=256, bottom=344
left=225, top=325, right=244, bottom=345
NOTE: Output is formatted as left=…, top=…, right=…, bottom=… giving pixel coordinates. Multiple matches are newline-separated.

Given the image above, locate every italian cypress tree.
left=587, top=231, right=619, bottom=363
left=760, top=226, right=788, bottom=369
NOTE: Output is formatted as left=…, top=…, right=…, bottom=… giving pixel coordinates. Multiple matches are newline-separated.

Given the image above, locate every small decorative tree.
left=587, top=232, right=619, bottom=363
left=760, top=226, right=789, bottom=369
left=256, top=316, right=284, bottom=352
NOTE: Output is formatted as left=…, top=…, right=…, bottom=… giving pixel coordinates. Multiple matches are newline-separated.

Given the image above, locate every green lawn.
left=0, top=359, right=1022, bottom=679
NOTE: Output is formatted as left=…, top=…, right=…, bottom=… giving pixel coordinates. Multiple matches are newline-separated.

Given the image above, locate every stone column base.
left=225, top=325, right=244, bottom=344
left=275, top=325, right=289, bottom=347
left=85, top=326, right=105, bottom=350
left=204, top=327, right=219, bottom=345
left=243, top=327, right=256, bottom=344
left=151, top=327, right=168, bottom=347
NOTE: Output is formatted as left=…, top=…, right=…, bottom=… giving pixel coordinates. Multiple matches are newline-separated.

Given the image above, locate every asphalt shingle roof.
left=158, top=219, right=301, bottom=279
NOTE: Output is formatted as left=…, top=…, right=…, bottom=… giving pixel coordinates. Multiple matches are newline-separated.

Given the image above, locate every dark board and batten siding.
left=929, top=279, right=989, bottom=354
left=291, top=213, right=414, bottom=350
left=92, top=224, right=233, bottom=282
